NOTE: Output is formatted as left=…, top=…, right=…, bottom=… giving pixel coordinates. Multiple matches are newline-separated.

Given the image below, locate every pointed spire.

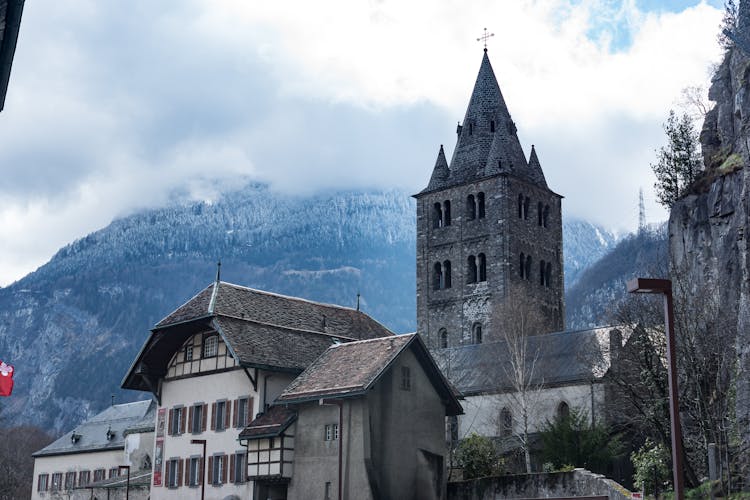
left=448, top=51, right=526, bottom=184
left=425, top=145, right=450, bottom=191
left=526, top=145, right=548, bottom=188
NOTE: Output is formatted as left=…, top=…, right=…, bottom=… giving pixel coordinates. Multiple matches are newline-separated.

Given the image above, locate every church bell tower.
left=414, top=50, right=565, bottom=349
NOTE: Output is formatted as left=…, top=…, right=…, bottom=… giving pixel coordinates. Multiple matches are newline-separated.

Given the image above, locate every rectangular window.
left=236, top=397, right=250, bottom=428
left=185, top=344, right=194, bottom=361
left=93, top=469, right=105, bottom=482
left=215, top=400, right=227, bottom=431
left=109, top=467, right=119, bottom=479
left=203, top=335, right=218, bottom=358
left=171, top=406, right=185, bottom=435
left=79, top=470, right=90, bottom=486
left=401, top=366, right=411, bottom=391
left=189, top=457, right=201, bottom=487
left=233, top=452, right=246, bottom=484
left=333, top=423, right=339, bottom=440
left=65, top=471, right=76, bottom=489
left=192, top=404, right=203, bottom=434
left=38, top=474, right=49, bottom=492
left=324, top=424, right=332, bottom=441
left=51, top=473, right=62, bottom=491
left=168, top=458, right=179, bottom=488
left=325, top=481, right=332, bottom=500
left=212, top=454, right=225, bottom=485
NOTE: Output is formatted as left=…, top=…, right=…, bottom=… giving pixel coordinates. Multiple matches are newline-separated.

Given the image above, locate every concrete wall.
left=448, top=468, right=632, bottom=500
left=288, top=348, right=448, bottom=500
left=458, top=383, right=605, bottom=441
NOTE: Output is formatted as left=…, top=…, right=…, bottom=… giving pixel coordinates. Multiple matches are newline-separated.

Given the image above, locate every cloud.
left=0, top=0, right=726, bottom=285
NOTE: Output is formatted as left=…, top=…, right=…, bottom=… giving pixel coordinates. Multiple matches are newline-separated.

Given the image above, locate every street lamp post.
left=117, top=466, right=130, bottom=500
left=191, top=439, right=207, bottom=500
left=627, top=277, right=685, bottom=500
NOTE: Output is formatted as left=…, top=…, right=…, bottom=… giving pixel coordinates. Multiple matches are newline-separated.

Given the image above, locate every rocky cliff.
left=669, top=24, right=750, bottom=476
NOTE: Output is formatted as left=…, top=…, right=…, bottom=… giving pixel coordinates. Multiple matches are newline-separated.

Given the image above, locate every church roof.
left=276, top=333, right=463, bottom=415
left=33, top=400, right=155, bottom=458
left=418, top=51, right=549, bottom=195
left=0, top=0, right=24, bottom=112
left=434, top=327, right=621, bottom=396
left=122, top=281, right=394, bottom=392
left=425, top=144, right=450, bottom=191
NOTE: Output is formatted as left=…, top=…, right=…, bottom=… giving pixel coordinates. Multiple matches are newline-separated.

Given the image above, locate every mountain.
left=0, top=183, right=616, bottom=432
left=562, top=218, right=619, bottom=289
left=565, top=226, right=668, bottom=329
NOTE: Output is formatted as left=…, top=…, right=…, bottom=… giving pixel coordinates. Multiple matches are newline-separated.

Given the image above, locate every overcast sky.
left=0, top=0, right=725, bottom=287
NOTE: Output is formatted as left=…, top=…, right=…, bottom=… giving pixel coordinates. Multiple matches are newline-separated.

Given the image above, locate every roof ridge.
left=219, top=281, right=362, bottom=313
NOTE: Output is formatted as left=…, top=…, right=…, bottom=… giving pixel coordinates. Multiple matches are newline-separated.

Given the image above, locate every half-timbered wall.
left=166, top=331, right=237, bottom=379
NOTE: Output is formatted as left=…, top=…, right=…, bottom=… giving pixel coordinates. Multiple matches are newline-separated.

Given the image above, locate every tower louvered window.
left=543, top=205, right=550, bottom=228
left=477, top=192, right=485, bottom=218
left=443, top=200, right=451, bottom=226
left=467, top=195, right=476, bottom=220
left=478, top=253, right=486, bottom=282
left=467, top=256, right=477, bottom=283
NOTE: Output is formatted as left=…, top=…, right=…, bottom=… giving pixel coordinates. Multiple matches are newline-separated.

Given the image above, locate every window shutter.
left=229, top=453, right=235, bottom=483
left=165, top=460, right=171, bottom=487
left=248, top=397, right=254, bottom=426
left=233, top=399, right=239, bottom=428
left=211, top=403, right=216, bottom=430
left=180, top=408, right=186, bottom=434
left=199, top=457, right=204, bottom=485
left=168, top=408, right=174, bottom=435
left=225, top=402, right=231, bottom=429
left=188, top=405, right=193, bottom=432
left=221, top=455, right=228, bottom=484
left=202, top=404, right=208, bottom=432
left=207, top=457, right=213, bottom=485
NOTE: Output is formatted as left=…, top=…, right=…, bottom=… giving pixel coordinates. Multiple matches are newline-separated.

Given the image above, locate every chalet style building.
left=117, top=279, right=460, bottom=500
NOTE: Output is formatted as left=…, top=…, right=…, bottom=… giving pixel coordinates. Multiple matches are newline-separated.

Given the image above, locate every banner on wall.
left=153, top=438, right=164, bottom=486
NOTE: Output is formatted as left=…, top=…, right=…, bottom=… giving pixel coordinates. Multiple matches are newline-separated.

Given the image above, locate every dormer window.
left=71, top=433, right=81, bottom=444
left=106, top=428, right=115, bottom=441
left=203, top=335, right=218, bottom=358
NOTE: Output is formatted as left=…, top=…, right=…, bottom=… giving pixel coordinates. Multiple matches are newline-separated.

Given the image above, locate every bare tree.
left=0, top=426, right=53, bottom=500
left=490, top=284, right=547, bottom=473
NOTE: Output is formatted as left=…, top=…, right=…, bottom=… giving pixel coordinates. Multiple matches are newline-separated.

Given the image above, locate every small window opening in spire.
left=467, top=255, right=478, bottom=284
left=543, top=205, right=550, bottom=228
left=519, top=253, right=525, bottom=279
left=439, top=328, right=448, bottom=349
left=518, top=194, right=524, bottom=219
left=466, top=195, right=476, bottom=220
left=472, top=323, right=483, bottom=344
left=545, top=262, right=552, bottom=288
left=537, top=202, right=543, bottom=226
left=540, top=260, right=546, bottom=286
left=490, top=120, right=495, bottom=133
left=478, top=253, right=487, bottom=282
left=469, top=122, right=473, bottom=135
left=478, top=192, right=485, bottom=219
left=443, top=260, right=452, bottom=288
left=524, top=197, right=530, bottom=220
left=525, top=255, right=532, bottom=281
left=433, top=202, right=443, bottom=229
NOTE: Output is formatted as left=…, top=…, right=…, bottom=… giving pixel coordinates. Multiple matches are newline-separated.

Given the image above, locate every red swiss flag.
left=0, top=361, right=14, bottom=397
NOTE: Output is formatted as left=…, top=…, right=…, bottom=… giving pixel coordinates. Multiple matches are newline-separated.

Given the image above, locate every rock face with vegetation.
left=669, top=12, right=750, bottom=478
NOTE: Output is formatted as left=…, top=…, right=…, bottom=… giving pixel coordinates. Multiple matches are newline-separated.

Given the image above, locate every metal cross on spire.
left=477, top=28, right=495, bottom=51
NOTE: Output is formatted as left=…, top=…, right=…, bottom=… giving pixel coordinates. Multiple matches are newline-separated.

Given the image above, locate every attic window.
left=185, top=344, right=194, bottom=361
left=203, top=335, right=218, bottom=358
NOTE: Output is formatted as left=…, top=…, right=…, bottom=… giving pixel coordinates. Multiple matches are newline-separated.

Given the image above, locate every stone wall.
left=448, top=468, right=632, bottom=500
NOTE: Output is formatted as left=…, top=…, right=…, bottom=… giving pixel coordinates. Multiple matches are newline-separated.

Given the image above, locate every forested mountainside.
left=565, top=226, right=668, bottom=329
left=0, top=183, right=615, bottom=432
left=561, top=218, right=618, bottom=288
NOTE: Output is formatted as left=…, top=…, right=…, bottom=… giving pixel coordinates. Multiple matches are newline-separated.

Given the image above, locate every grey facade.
left=415, top=50, right=564, bottom=351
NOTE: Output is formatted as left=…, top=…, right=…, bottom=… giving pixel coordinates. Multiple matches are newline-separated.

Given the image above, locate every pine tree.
left=718, top=0, right=738, bottom=50
left=651, top=110, right=702, bottom=208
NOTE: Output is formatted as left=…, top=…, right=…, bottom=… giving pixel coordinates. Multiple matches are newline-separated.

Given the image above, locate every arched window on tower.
left=443, top=260, right=452, bottom=288
left=467, top=255, right=478, bottom=284
left=524, top=197, right=531, bottom=220
left=540, top=260, right=546, bottom=286
left=537, top=202, right=543, bottom=226
left=433, top=202, right=443, bottom=228
left=518, top=194, right=524, bottom=219
left=543, top=205, right=550, bottom=228
left=478, top=253, right=486, bottom=282
left=439, top=328, right=448, bottom=349
left=519, top=253, right=525, bottom=279
left=545, top=262, right=552, bottom=288
left=500, top=408, right=512, bottom=437
left=467, top=195, right=476, bottom=220
left=525, top=255, right=532, bottom=281
left=478, top=192, right=485, bottom=218
left=443, top=200, right=451, bottom=226
left=557, top=401, right=570, bottom=421
left=472, top=323, right=483, bottom=344
left=433, top=262, right=443, bottom=290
